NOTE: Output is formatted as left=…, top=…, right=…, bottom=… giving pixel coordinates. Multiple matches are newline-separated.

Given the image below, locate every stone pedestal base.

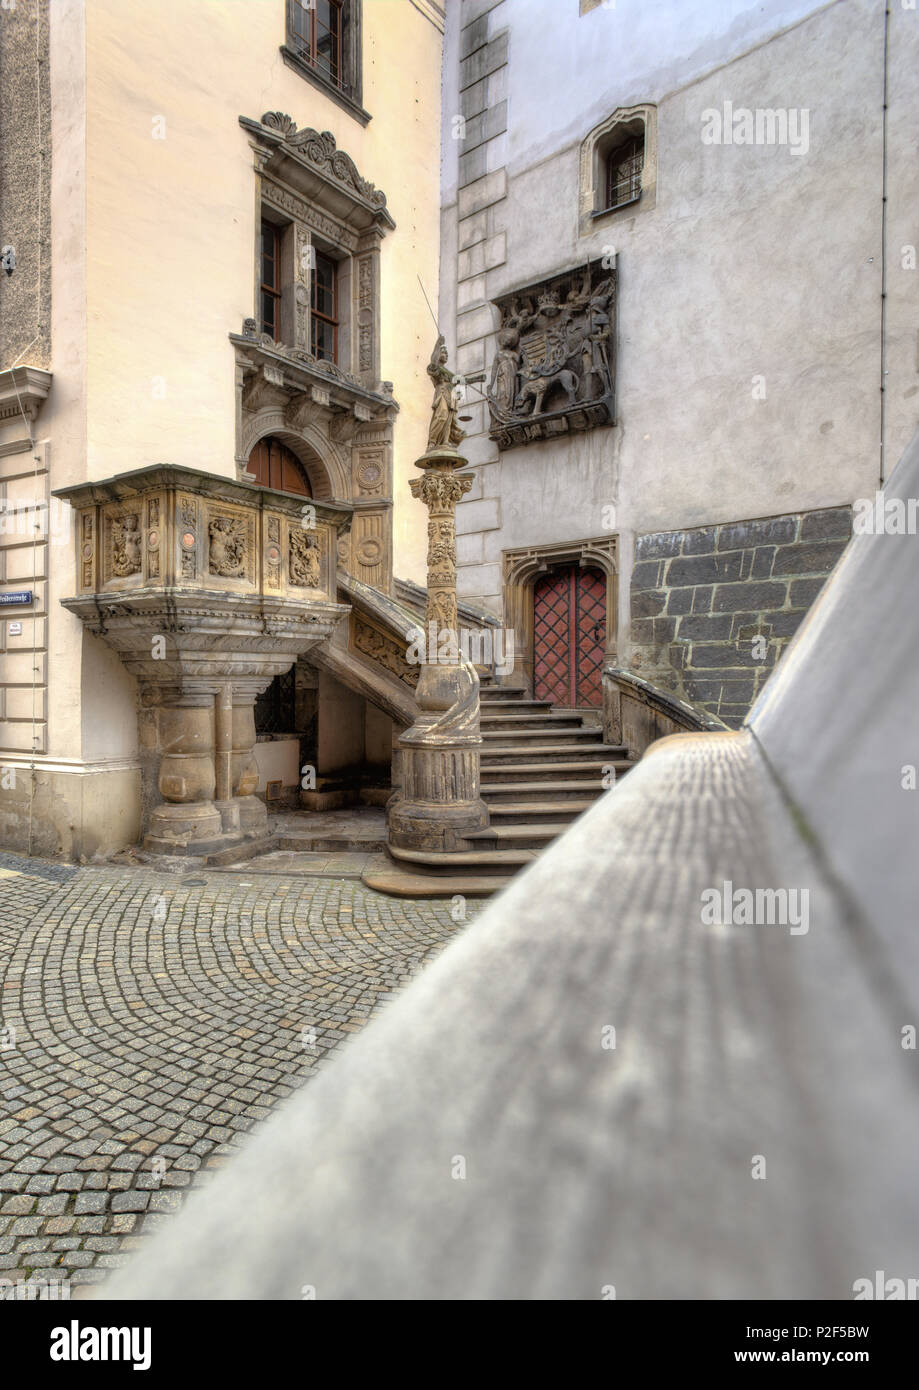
left=388, top=793, right=488, bottom=853
left=388, top=729, right=488, bottom=853
left=144, top=800, right=227, bottom=855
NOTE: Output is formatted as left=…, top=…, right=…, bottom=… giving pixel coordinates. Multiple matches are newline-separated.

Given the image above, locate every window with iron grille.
left=605, top=135, right=644, bottom=211
left=282, top=0, right=367, bottom=125
left=289, top=0, right=343, bottom=88
left=311, top=251, right=338, bottom=363
left=255, top=667, right=297, bottom=735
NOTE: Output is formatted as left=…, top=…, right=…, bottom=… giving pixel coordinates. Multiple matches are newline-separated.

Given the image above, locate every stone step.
left=480, top=727, right=606, bottom=741
left=478, top=688, right=529, bottom=701
left=464, top=823, right=569, bottom=847
left=361, top=864, right=514, bottom=898
left=481, top=761, right=630, bottom=783
left=480, top=712, right=584, bottom=729
left=479, top=698, right=554, bottom=712
left=389, top=844, right=536, bottom=869
left=481, top=779, right=609, bottom=797
left=481, top=743, right=627, bottom=763
left=484, top=799, right=597, bottom=820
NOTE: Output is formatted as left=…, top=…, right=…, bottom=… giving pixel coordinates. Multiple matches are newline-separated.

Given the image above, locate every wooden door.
left=248, top=437, right=312, bottom=496
left=533, top=564, right=606, bottom=707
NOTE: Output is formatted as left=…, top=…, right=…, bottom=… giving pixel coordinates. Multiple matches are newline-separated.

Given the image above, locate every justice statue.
left=426, top=334, right=484, bottom=451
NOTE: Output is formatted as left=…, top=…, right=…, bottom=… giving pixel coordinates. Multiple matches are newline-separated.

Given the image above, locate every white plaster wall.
left=442, top=0, right=919, bottom=632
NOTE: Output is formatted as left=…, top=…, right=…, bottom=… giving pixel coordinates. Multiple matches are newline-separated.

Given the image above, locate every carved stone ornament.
left=208, top=516, right=247, bottom=578
left=352, top=616, right=420, bottom=688
left=487, top=259, right=617, bottom=448
left=258, top=114, right=389, bottom=212
left=289, top=526, right=321, bottom=588
left=110, top=512, right=142, bottom=578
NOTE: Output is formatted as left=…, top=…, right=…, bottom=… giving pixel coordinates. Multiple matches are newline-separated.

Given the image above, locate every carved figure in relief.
left=111, top=513, right=141, bottom=577
left=487, top=328, right=521, bottom=423
left=486, top=266, right=616, bottom=438
left=517, top=327, right=579, bottom=417
left=289, top=529, right=321, bottom=588
left=208, top=516, right=246, bottom=578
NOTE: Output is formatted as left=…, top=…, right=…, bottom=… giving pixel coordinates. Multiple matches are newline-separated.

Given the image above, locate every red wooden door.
left=533, top=564, right=606, bottom=707
left=248, top=437, right=312, bottom=496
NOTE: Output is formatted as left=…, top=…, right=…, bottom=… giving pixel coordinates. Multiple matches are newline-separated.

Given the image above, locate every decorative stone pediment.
left=239, top=111, right=395, bottom=239
left=486, top=259, right=616, bottom=449
left=232, top=325, right=397, bottom=431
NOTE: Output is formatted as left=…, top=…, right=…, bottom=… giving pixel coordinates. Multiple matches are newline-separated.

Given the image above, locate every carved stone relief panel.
left=350, top=613, right=419, bottom=688
left=264, top=512, right=283, bottom=592
left=294, top=225, right=312, bottom=351
left=79, top=510, right=95, bottom=592
left=204, top=504, right=256, bottom=587
left=100, top=506, right=143, bottom=588
left=487, top=259, right=616, bottom=448
left=354, top=449, right=385, bottom=497
left=286, top=519, right=324, bottom=591
left=178, top=494, right=199, bottom=582
left=146, top=495, right=163, bottom=582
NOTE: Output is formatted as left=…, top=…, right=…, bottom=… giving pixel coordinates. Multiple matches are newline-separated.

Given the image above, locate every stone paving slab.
left=0, top=850, right=478, bottom=1293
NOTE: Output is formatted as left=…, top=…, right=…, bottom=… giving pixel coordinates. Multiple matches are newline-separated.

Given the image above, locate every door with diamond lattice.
left=533, top=565, right=606, bottom=707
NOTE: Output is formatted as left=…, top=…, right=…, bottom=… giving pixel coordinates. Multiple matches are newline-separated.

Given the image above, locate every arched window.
left=248, top=436, right=313, bottom=496
left=579, top=105, right=657, bottom=235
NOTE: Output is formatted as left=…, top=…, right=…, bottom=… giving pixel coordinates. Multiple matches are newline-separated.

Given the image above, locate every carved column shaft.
left=389, top=446, right=488, bottom=854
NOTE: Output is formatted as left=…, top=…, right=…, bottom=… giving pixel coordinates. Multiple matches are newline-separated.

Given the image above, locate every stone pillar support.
left=388, top=446, right=489, bottom=853
left=232, top=683, right=270, bottom=837
left=213, top=684, right=241, bottom=836
left=145, top=690, right=224, bottom=854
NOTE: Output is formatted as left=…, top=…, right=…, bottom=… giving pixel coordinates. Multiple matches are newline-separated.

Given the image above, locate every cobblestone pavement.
left=0, top=851, right=476, bottom=1294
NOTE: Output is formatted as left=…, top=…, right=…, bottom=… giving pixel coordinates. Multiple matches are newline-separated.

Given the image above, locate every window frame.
left=289, top=0, right=343, bottom=89
left=579, top=104, right=657, bottom=237
left=604, top=134, right=644, bottom=214
left=310, top=249, right=339, bottom=364
left=259, top=220, right=282, bottom=340
left=281, top=0, right=370, bottom=127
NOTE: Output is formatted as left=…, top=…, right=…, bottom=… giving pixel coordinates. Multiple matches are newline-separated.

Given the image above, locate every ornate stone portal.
left=487, top=259, right=616, bottom=449
left=55, top=465, right=351, bottom=857
left=387, top=342, right=489, bottom=853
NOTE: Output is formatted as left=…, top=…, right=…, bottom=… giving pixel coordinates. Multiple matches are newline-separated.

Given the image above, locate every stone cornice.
left=0, top=365, right=52, bottom=423
left=231, top=331, right=399, bottom=421
left=240, top=112, right=395, bottom=233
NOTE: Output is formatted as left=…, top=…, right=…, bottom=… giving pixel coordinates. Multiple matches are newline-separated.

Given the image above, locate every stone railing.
left=602, top=664, right=726, bottom=758
left=54, top=464, right=352, bottom=857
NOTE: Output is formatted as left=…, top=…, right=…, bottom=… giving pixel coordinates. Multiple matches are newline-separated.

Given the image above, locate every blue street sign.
left=0, top=591, right=33, bottom=606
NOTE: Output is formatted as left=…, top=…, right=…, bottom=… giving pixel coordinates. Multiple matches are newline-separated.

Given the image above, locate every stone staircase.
left=364, top=685, right=635, bottom=897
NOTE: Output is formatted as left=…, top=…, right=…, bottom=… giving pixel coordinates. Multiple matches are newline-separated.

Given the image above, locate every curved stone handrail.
left=602, top=663, right=726, bottom=757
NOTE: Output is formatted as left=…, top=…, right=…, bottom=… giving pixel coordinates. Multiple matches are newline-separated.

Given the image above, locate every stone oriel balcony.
left=54, top=464, right=352, bottom=856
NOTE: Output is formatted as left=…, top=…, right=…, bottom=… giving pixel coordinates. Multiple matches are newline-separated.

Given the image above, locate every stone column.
left=213, top=684, right=241, bottom=837
left=388, top=446, right=489, bottom=853
left=144, top=690, right=223, bottom=853
left=232, top=684, right=269, bottom=837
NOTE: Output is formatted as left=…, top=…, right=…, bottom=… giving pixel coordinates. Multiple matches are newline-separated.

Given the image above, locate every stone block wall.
left=629, top=506, right=852, bottom=727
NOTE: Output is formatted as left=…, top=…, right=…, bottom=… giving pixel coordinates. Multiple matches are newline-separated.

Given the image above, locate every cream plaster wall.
left=83, top=0, right=440, bottom=586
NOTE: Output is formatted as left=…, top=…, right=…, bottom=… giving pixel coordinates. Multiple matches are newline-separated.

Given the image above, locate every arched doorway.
left=248, top=436, right=313, bottom=496
left=533, top=564, right=606, bottom=707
